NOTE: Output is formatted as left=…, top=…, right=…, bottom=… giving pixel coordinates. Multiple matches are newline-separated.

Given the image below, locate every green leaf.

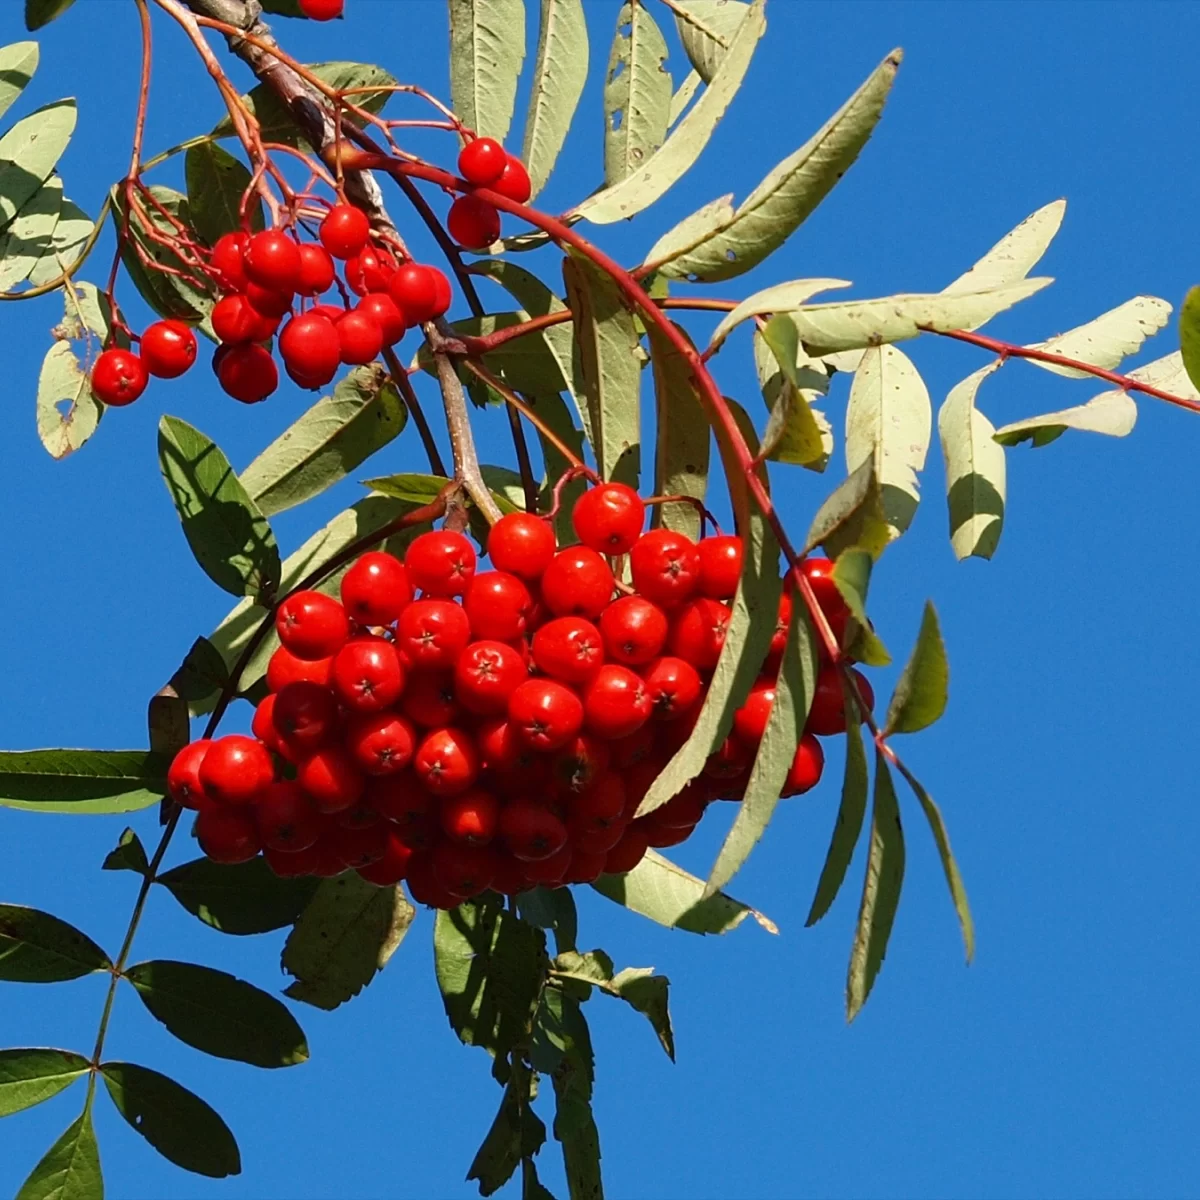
left=466, top=1058, right=546, bottom=1197
left=1025, top=295, right=1171, bottom=378
left=804, top=458, right=890, bottom=561
left=157, top=857, right=319, bottom=937
left=125, top=960, right=309, bottom=1068
left=884, top=602, right=947, bottom=735
left=0, top=176, right=62, bottom=290
left=16, top=1109, right=101, bottom=1200
left=24, top=1, right=74, bottom=30
left=542, top=992, right=602, bottom=1200
left=518, top=886, right=578, bottom=955
left=0, top=41, right=38, bottom=118
left=0, top=750, right=168, bottom=814
left=259, top=0, right=311, bottom=16
left=102, top=829, right=149, bottom=876
left=943, top=199, right=1066, bottom=298
left=214, top=63, right=396, bottom=146
left=184, top=142, right=263, bottom=245
left=434, top=896, right=546, bottom=1060
left=846, top=751, right=906, bottom=1021
left=667, top=68, right=702, bottom=127
left=241, top=365, right=408, bottom=518
left=1182, top=287, right=1200, bottom=394
left=830, top=549, right=890, bottom=667
left=708, top=278, right=851, bottom=351
left=647, top=323, right=709, bottom=539
left=671, top=0, right=750, bottom=82
left=0, top=905, right=109, bottom=983
left=845, top=344, right=931, bottom=539
left=937, top=361, right=1006, bottom=561
left=806, top=714, right=869, bottom=926
left=645, top=50, right=898, bottom=280
left=0, top=98, right=75, bottom=227
left=36, top=340, right=103, bottom=461
left=756, top=313, right=835, bottom=471
left=704, top=600, right=818, bottom=897
left=0, top=1049, right=88, bottom=1116
left=100, top=1062, right=240, bottom=1179
left=522, top=0, right=588, bottom=199
left=610, top=968, right=674, bottom=1061
left=562, top=253, right=641, bottom=488
left=281, top=873, right=414, bottom=1010
left=158, top=415, right=281, bottom=600
left=26, top=196, right=94, bottom=287
left=993, top=389, right=1137, bottom=448
left=574, top=0, right=765, bottom=224
left=893, top=760, right=975, bottom=963
left=780, top=279, right=1052, bottom=356
left=592, top=849, right=776, bottom=935
left=168, top=637, right=230, bottom=703
left=449, top=0, right=526, bottom=142
left=603, top=1, right=671, bottom=187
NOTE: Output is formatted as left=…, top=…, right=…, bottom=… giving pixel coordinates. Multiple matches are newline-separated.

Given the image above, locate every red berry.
left=296, top=243, right=335, bottom=296
left=583, top=664, right=653, bottom=740
left=245, top=280, right=293, bottom=319
left=599, top=595, right=668, bottom=666
left=388, top=262, right=439, bottom=326
left=196, top=804, right=261, bottom=864
left=298, top=744, right=365, bottom=813
left=458, top=137, right=508, bottom=186
left=396, top=599, right=471, bottom=670
left=487, top=512, right=556, bottom=580
left=800, top=557, right=850, bottom=645
left=521, top=842, right=572, bottom=885
left=140, top=320, right=197, bottom=379
left=334, top=792, right=381, bottom=830
left=217, top=342, right=278, bottom=403
left=328, top=823, right=388, bottom=869
left=367, top=770, right=434, bottom=828
left=704, top=735, right=753, bottom=782
left=266, top=646, right=333, bottom=692
left=264, top=843, right=321, bottom=878
left=507, top=678, right=584, bottom=753
left=91, top=348, right=148, bottom=407
left=355, top=293, right=405, bottom=346
left=500, top=800, right=567, bottom=862
left=406, top=852, right=467, bottom=909
left=608, top=726, right=655, bottom=769
left=733, top=678, right=776, bottom=747
left=356, top=829, right=415, bottom=886
left=540, top=547, right=614, bottom=619
left=432, top=841, right=497, bottom=897
left=605, top=823, right=649, bottom=874
left=279, top=312, right=340, bottom=383
left=493, top=155, right=532, bottom=204
left=344, top=246, right=396, bottom=295
left=447, top=195, right=500, bottom=250
left=299, top=0, right=343, bottom=19
left=413, top=727, right=479, bottom=796
left=272, top=681, right=340, bottom=755
left=669, top=598, right=731, bottom=670
left=454, top=639, right=527, bottom=715
left=550, top=733, right=611, bottom=794
left=344, top=711, right=417, bottom=776
left=463, top=571, right=532, bottom=640
left=255, top=780, right=322, bottom=852
left=210, top=231, right=249, bottom=292
left=630, top=529, right=701, bottom=609
left=783, top=733, right=825, bottom=796
left=320, top=204, right=370, bottom=259
left=330, top=637, right=406, bottom=712
left=641, top=656, right=702, bottom=720
left=440, top=788, right=500, bottom=845
left=563, top=846, right=608, bottom=885
left=571, top=771, right=627, bottom=826
left=642, top=813, right=697, bottom=848
left=340, top=551, right=412, bottom=625
left=405, top=529, right=477, bottom=596
left=429, top=268, right=452, bottom=318
left=806, top=666, right=875, bottom=737
left=243, top=229, right=302, bottom=292
left=399, top=669, right=460, bottom=728
left=572, top=483, right=644, bottom=555
left=530, top=616, right=604, bottom=683
left=697, top=535, right=743, bottom=600
left=336, top=309, right=383, bottom=365
left=167, top=740, right=211, bottom=810
left=276, top=590, right=350, bottom=660
left=211, top=293, right=274, bottom=344
left=198, top=734, right=274, bottom=806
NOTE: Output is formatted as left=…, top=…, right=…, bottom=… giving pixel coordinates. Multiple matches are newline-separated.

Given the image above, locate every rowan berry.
left=299, top=0, right=344, bottom=20
left=388, top=262, right=441, bottom=326
left=641, top=655, right=702, bottom=719
left=405, top=529, right=477, bottom=596
left=336, top=309, right=383, bottom=365
left=697, top=535, right=743, bottom=600
left=167, top=740, right=211, bottom=810
left=500, top=801, right=568, bottom=862
left=572, top=483, right=645, bottom=555
left=319, top=203, right=370, bottom=259
left=520, top=843, right=572, bottom=884
left=493, top=155, right=532, bottom=204
left=140, top=320, right=197, bottom=379
left=540, top=547, right=614, bottom=619
left=296, top=242, right=335, bottom=296
left=630, top=529, right=701, bottom=608
left=91, top=348, right=148, bottom=407
left=583, top=664, right=653, bottom=740
left=255, top=780, right=322, bottom=852
left=454, top=639, right=526, bottom=715
left=330, top=637, right=406, bottom=712
left=272, top=681, right=340, bottom=755
left=276, top=590, right=350, bottom=660
left=245, top=280, right=293, bottom=319
left=366, top=770, right=434, bottom=828
left=356, top=829, right=415, bottom=886
left=198, top=735, right=274, bottom=806
left=406, top=852, right=468, bottom=909
left=211, top=293, right=275, bottom=344
left=432, top=841, right=497, bottom=897
left=531, top=616, right=604, bottom=683
left=396, top=599, right=471, bottom=670
left=563, top=847, right=608, bottom=885
left=447, top=195, right=500, bottom=250
left=782, top=733, right=825, bottom=796
left=463, top=570, right=532, bottom=640
left=605, top=822, right=649, bottom=874
left=733, top=678, right=776, bottom=747
left=440, top=788, right=500, bottom=845
left=279, top=312, right=340, bottom=383
left=266, top=645, right=334, bottom=692
left=217, top=342, right=278, bottom=403
left=801, top=556, right=850, bottom=645
left=197, top=804, right=261, bottom=864
left=344, top=711, right=417, bottom=775
left=486, top=512, right=556, bottom=580
left=508, top=678, right=584, bottom=752
left=669, top=598, right=731, bottom=670
left=243, top=229, right=302, bottom=293
left=806, top=666, right=875, bottom=736
left=550, top=733, right=610, bottom=795
left=210, top=231, right=250, bottom=291
left=414, top=726, right=479, bottom=796
left=599, top=595, right=668, bottom=666
left=329, top=823, right=387, bottom=869
left=344, top=246, right=396, bottom=295
left=355, top=293, right=406, bottom=345
left=399, top=669, right=461, bottom=728
left=458, top=137, right=508, bottom=186
left=297, top=744, right=365, bottom=812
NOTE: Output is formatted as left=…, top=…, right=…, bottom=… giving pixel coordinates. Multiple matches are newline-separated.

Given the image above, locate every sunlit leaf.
left=0, top=905, right=109, bottom=982
left=449, top=0, right=526, bottom=143
left=26, top=196, right=93, bottom=287
left=0, top=98, right=75, bottom=226
left=708, top=278, right=851, bottom=350
left=15, top=1109, right=101, bottom=1200
left=992, top=389, right=1137, bottom=448
left=885, top=602, right=948, bottom=734
left=667, top=68, right=702, bottom=126
left=0, top=40, right=38, bottom=116
left=0, top=1049, right=88, bottom=1117
left=943, top=199, right=1066, bottom=299
left=756, top=313, right=834, bottom=471
left=603, top=0, right=671, bottom=187
left=671, top=0, right=750, bottom=82
left=830, top=549, right=890, bottom=667
left=804, top=457, right=890, bottom=561
left=522, top=0, right=588, bottom=199
left=610, top=967, right=675, bottom=1060
left=1181, top=287, right=1200, bottom=393
left=1025, top=295, right=1171, bottom=378
left=0, top=749, right=167, bottom=814
left=0, top=176, right=61, bottom=290
left=648, top=322, right=709, bottom=539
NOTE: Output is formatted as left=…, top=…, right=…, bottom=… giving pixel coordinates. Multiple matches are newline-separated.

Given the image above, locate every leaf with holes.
left=185, top=142, right=264, bottom=245
left=603, top=0, right=671, bottom=186
left=282, top=873, right=414, bottom=1010
left=0, top=749, right=168, bottom=815
left=0, top=905, right=109, bottom=983
left=158, top=857, right=319, bottom=937
left=0, top=1049, right=89, bottom=1117
left=15, top=1109, right=101, bottom=1200
left=938, top=361, right=1006, bottom=560
left=158, top=415, right=281, bottom=600
left=100, top=1063, right=240, bottom=1179
left=944, top=199, right=1066, bottom=299
left=125, top=960, right=308, bottom=1068
left=993, top=389, right=1138, bottom=448
left=1025, top=295, right=1171, bottom=378
left=0, top=98, right=75, bottom=227
left=449, top=0, right=526, bottom=142
left=885, top=602, right=948, bottom=735
left=575, top=0, right=766, bottom=224
left=522, top=0, right=588, bottom=199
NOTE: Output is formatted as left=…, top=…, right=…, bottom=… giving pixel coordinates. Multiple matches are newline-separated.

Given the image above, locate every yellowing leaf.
left=992, top=389, right=1137, bottom=448
left=943, top=199, right=1066, bottom=299
left=1025, top=295, right=1172, bottom=378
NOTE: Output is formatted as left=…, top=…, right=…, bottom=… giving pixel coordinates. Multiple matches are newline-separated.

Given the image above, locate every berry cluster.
left=447, top=136, right=532, bottom=249
left=166, top=485, right=873, bottom=908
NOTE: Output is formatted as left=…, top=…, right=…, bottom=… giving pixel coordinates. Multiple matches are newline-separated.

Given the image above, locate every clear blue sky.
left=2, top=2, right=1199, bottom=1197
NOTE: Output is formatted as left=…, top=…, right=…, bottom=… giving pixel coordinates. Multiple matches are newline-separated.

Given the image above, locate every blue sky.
left=2, top=2, right=1199, bottom=1198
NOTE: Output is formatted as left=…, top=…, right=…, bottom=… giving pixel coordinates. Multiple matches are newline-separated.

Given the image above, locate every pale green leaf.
left=603, top=1, right=672, bottom=186
left=708, top=277, right=851, bottom=350
left=36, top=341, right=102, bottom=460
left=1025, top=295, right=1172, bottom=378
left=667, top=69, right=702, bottom=127
left=1105, top=349, right=1200, bottom=405
left=830, top=549, right=890, bottom=667
left=610, top=967, right=674, bottom=1060
left=16, top=1110, right=101, bottom=1200
left=804, top=457, right=890, bottom=561
left=449, top=0, right=526, bottom=142
left=648, top=322, right=709, bottom=539
left=0, top=41, right=38, bottom=119
left=0, top=176, right=61, bottom=289
left=671, top=0, right=750, bottom=82
left=757, top=313, right=835, bottom=471
left=0, top=749, right=167, bottom=815
left=844, top=344, right=931, bottom=538
left=592, top=849, right=777, bottom=934
left=521, top=0, right=588, bottom=199
left=1181, top=288, right=1200, bottom=394
left=992, top=389, right=1137, bottom=448
left=938, top=362, right=1006, bottom=560
left=0, top=1049, right=88, bottom=1117
left=0, top=98, right=75, bottom=227
left=846, top=751, right=905, bottom=1021
left=643, top=192, right=732, bottom=268
left=885, top=601, right=947, bottom=734
left=646, top=49, right=899, bottom=281
left=943, top=199, right=1066, bottom=299
left=26, top=197, right=94, bottom=287
left=574, top=0, right=766, bottom=224
left=240, top=365, right=408, bottom=517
